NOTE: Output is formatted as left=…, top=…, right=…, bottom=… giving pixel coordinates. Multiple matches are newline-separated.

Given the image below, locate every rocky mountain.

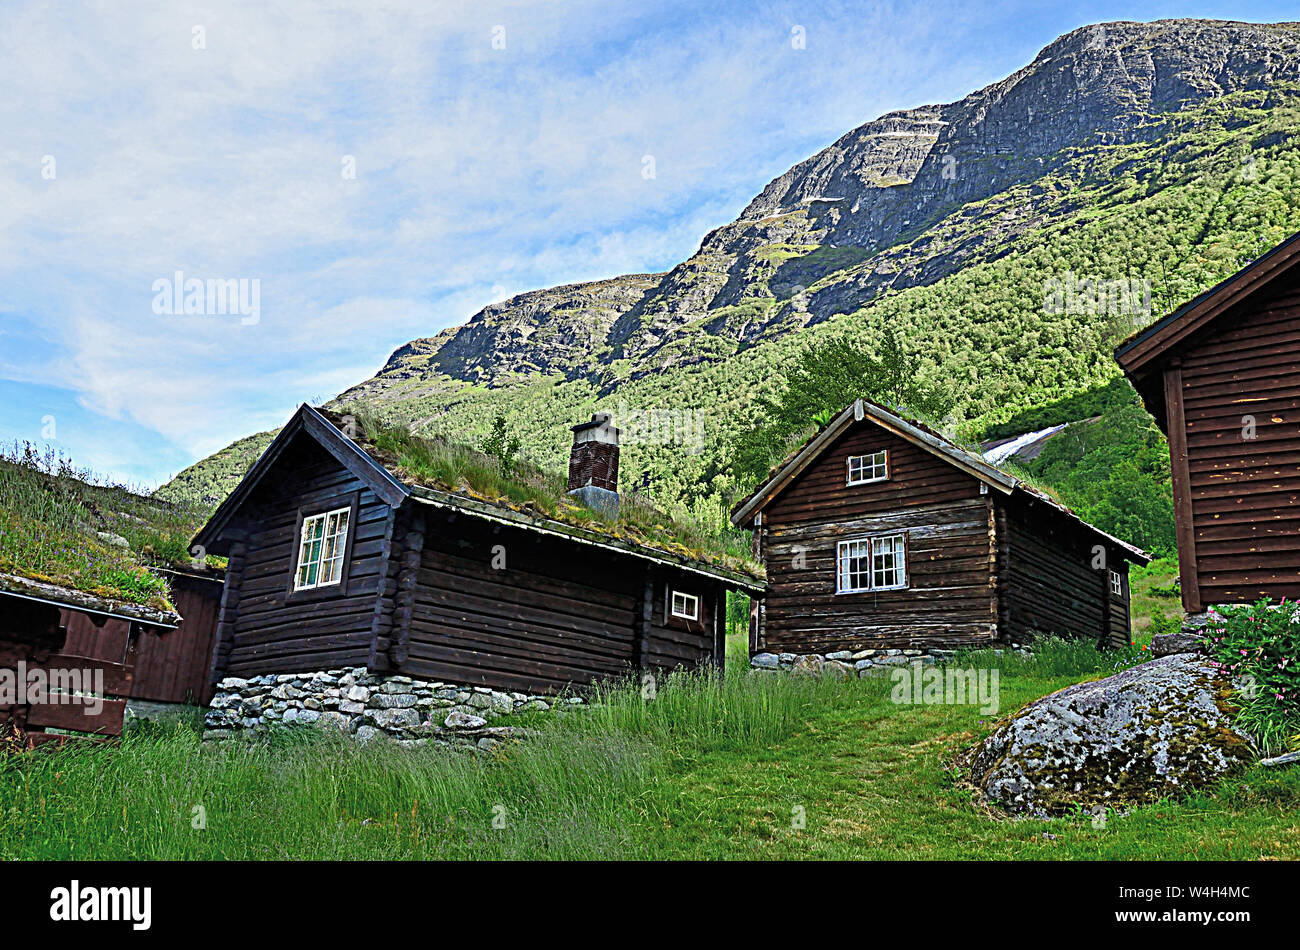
left=163, top=18, right=1300, bottom=535
left=366, top=19, right=1300, bottom=389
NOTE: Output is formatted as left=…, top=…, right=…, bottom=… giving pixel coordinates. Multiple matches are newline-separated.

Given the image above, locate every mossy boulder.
left=968, top=654, right=1256, bottom=817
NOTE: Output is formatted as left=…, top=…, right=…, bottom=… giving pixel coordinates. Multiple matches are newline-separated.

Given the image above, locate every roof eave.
left=0, top=573, right=181, bottom=629
left=1115, top=229, right=1300, bottom=379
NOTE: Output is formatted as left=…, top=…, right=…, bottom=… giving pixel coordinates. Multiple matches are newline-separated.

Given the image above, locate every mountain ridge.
left=160, top=18, right=1300, bottom=547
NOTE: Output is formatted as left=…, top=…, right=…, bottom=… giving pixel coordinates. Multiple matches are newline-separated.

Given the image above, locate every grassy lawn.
left=1128, top=555, right=1182, bottom=645
left=3, top=642, right=1297, bottom=860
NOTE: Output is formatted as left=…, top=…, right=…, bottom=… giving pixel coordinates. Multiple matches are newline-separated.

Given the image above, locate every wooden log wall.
left=402, top=510, right=640, bottom=694
left=997, top=495, right=1129, bottom=646
left=1173, top=274, right=1300, bottom=606
left=759, top=425, right=996, bottom=653
left=763, top=497, right=998, bottom=653
left=398, top=508, right=723, bottom=694
left=61, top=571, right=222, bottom=705
left=217, top=435, right=395, bottom=677
left=641, top=576, right=720, bottom=673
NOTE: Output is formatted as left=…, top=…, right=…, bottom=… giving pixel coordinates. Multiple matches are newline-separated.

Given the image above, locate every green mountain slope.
left=160, top=19, right=1300, bottom=553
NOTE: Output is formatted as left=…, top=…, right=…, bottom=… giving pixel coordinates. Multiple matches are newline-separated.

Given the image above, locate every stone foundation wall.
left=203, top=667, right=580, bottom=750
left=750, top=648, right=956, bottom=678
left=750, top=644, right=1043, bottom=677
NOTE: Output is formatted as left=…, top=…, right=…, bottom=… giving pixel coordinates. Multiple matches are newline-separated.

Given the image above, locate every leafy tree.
left=481, top=414, right=522, bottom=477
left=730, top=328, right=953, bottom=487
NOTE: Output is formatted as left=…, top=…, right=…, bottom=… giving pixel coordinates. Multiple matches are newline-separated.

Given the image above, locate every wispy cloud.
left=1, top=0, right=1284, bottom=485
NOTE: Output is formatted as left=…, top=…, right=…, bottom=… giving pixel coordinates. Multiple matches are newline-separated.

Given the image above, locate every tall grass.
left=951, top=635, right=1148, bottom=679
left=0, top=668, right=868, bottom=860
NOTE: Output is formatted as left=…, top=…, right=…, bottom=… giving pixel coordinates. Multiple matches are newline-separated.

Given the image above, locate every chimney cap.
left=571, top=412, right=618, bottom=436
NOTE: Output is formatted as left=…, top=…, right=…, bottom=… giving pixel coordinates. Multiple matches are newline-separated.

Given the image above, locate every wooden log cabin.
left=1116, top=230, right=1300, bottom=612
left=191, top=405, right=764, bottom=695
left=61, top=568, right=224, bottom=706
left=0, top=573, right=179, bottom=745
left=731, top=399, right=1149, bottom=655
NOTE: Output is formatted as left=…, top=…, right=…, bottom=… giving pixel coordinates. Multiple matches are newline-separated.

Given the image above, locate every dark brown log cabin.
left=731, top=400, right=1149, bottom=654
left=1116, top=232, right=1300, bottom=612
left=61, top=569, right=223, bottom=705
left=0, top=573, right=179, bottom=743
left=192, top=405, right=763, bottom=695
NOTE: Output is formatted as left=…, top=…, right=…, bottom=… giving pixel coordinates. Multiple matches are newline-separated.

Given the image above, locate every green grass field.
left=3, top=639, right=1297, bottom=860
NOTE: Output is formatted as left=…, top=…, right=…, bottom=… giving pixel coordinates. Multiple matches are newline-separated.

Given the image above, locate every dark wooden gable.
left=766, top=421, right=985, bottom=525
left=194, top=404, right=407, bottom=558
left=199, top=412, right=406, bottom=679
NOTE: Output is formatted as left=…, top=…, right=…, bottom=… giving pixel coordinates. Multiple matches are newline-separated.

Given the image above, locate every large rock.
left=1150, top=632, right=1203, bottom=657
left=968, top=654, right=1255, bottom=816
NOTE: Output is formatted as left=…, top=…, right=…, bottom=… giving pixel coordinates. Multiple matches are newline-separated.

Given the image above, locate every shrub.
left=1201, top=600, right=1300, bottom=756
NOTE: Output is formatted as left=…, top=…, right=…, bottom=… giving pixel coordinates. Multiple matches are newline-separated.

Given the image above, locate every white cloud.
left=0, top=0, right=1029, bottom=484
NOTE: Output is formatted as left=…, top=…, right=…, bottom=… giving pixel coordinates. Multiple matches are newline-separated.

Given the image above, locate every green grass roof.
left=330, top=410, right=763, bottom=581
left=0, top=443, right=217, bottom=615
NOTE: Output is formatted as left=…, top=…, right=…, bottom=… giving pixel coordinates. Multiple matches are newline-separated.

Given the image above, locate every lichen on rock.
left=967, top=653, right=1256, bottom=817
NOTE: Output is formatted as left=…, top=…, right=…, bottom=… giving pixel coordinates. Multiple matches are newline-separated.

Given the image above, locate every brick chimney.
left=566, top=412, right=620, bottom=518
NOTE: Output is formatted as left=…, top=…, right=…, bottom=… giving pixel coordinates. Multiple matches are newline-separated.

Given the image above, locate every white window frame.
left=1110, top=570, right=1123, bottom=597
left=847, top=450, right=889, bottom=486
left=294, top=505, right=352, bottom=592
left=670, top=590, right=700, bottom=621
left=837, top=533, right=908, bottom=594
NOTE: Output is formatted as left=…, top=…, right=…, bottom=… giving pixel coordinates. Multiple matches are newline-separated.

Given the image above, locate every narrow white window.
left=871, top=534, right=908, bottom=590
left=295, top=506, right=351, bottom=591
left=836, top=539, right=872, bottom=593
left=846, top=450, right=888, bottom=485
left=1110, top=570, right=1122, bottom=596
left=671, top=590, right=700, bottom=621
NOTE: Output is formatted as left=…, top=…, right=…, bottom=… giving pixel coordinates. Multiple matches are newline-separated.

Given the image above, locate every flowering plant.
left=1201, top=599, right=1300, bottom=755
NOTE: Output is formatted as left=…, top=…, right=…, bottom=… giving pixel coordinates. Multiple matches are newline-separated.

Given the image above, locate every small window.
left=1110, top=570, right=1123, bottom=597
left=871, top=534, right=907, bottom=590
left=847, top=451, right=888, bottom=485
left=294, top=506, right=351, bottom=591
left=670, top=590, right=700, bottom=621
left=837, top=533, right=908, bottom=593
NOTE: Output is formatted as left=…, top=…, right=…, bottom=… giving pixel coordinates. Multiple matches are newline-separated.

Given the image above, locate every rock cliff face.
left=365, top=19, right=1300, bottom=390
left=163, top=19, right=1300, bottom=508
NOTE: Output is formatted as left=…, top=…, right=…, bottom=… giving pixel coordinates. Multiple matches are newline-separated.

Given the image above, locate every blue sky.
left=2, top=0, right=1294, bottom=488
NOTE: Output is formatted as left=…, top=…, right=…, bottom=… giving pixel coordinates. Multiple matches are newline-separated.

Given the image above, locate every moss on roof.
left=326, top=410, right=763, bottom=581
left=0, top=443, right=218, bottom=614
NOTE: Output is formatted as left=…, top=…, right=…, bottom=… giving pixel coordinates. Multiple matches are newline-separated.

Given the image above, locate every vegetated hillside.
left=160, top=19, right=1300, bottom=555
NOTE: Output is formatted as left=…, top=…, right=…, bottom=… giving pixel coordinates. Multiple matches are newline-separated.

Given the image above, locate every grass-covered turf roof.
left=327, top=409, right=763, bottom=581
left=0, top=443, right=219, bottom=615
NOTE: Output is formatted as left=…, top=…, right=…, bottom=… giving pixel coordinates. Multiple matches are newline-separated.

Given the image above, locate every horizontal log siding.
left=643, top=578, right=719, bottom=672
left=1177, top=277, right=1300, bottom=603
left=223, top=437, right=390, bottom=676
left=998, top=497, right=1119, bottom=645
left=764, top=498, right=997, bottom=652
left=402, top=512, right=643, bottom=694
left=766, top=426, right=983, bottom=526
left=759, top=424, right=994, bottom=652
